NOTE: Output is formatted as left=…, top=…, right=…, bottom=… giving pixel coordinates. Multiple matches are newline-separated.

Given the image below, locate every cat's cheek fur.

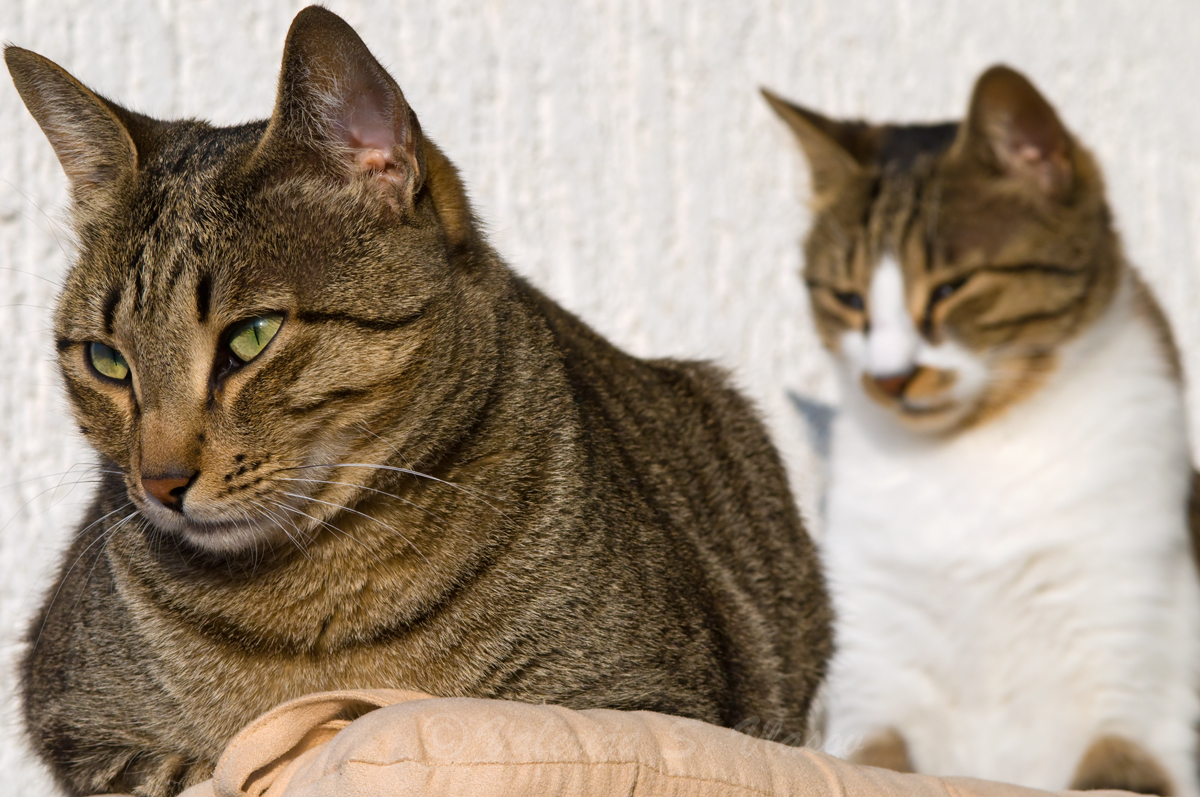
left=918, top=340, right=987, bottom=406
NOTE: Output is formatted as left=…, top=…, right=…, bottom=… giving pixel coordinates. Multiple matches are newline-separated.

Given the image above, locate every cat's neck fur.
left=822, top=268, right=1200, bottom=791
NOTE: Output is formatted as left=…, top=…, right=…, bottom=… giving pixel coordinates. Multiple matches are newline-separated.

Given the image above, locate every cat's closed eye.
left=922, top=275, right=971, bottom=331
left=834, top=290, right=865, bottom=312
left=928, top=276, right=968, bottom=308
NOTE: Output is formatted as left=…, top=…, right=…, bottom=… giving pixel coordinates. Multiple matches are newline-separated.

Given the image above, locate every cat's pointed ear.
left=955, top=65, right=1073, bottom=198
left=257, top=6, right=425, bottom=207
left=762, top=88, right=864, bottom=197
left=5, top=46, right=139, bottom=204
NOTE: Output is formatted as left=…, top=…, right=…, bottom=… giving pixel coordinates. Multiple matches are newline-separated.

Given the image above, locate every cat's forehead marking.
left=866, top=256, right=919, bottom=377
left=859, top=157, right=946, bottom=283
left=873, top=123, right=959, bottom=171
left=114, top=132, right=249, bottom=327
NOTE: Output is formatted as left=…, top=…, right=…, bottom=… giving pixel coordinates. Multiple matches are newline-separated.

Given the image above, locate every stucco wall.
left=3, top=0, right=1199, bottom=789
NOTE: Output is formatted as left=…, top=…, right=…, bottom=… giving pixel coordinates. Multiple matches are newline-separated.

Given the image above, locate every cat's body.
left=824, top=275, right=1200, bottom=791
left=767, top=67, right=1199, bottom=794
left=8, top=9, right=830, bottom=796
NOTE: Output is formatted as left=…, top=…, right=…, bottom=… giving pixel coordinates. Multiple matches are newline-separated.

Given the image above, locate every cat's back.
left=515, top=272, right=807, bottom=551
left=512, top=274, right=830, bottom=719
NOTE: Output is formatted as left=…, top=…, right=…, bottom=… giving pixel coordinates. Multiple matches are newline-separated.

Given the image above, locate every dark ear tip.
left=288, top=4, right=353, bottom=38
left=5, top=47, right=62, bottom=92
left=761, top=87, right=807, bottom=122
left=977, top=63, right=1024, bottom=83
left=5, top=45, right=36, bottom=72
left=972, top=63, right=1042, bottom=103
left=292, top=5, right=339, bottom=23
left=761, top=87, right=785, bottom=113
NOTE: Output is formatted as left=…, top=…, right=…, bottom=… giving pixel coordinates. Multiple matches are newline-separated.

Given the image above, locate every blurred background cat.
left=767, top=66, right=1200, bottom=795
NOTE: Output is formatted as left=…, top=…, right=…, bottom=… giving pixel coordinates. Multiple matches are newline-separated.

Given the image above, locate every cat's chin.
left=864, top=394, right=981, bottom=435
left=141, top=507, right=290, bottom=553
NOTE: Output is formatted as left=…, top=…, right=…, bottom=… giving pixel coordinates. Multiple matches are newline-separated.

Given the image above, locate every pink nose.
left=142, top=474, right=195, bottom=511
left=873, top=371, right=914, bottom=398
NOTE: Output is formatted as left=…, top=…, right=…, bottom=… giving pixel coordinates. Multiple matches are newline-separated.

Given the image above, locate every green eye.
left=228, top=314, right=284, bottom=363
left=89, top=342, right=130, bottom=381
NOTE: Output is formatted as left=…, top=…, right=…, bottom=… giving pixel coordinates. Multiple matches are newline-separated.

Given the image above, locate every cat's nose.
left=142, top=472, right=197, bottom=512
left=872, top=370, right=914, bottom=399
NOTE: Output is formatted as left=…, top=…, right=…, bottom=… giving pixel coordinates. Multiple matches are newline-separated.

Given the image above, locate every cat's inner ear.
left=260, top=5, right=424, bottom=206
left=5, top=46, right=138, bottom=204
left=957, top=65, right=1073, bottom=198
left=762, top=88, right=866, bottom=199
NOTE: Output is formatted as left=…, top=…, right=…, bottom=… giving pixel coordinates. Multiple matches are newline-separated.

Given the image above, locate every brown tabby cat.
left=765, top=67, right=1198, bottom=795
left=6, top=8, right=830, bottom=796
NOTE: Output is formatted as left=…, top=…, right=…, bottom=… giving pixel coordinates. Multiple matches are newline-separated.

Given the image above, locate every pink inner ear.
left=338, top=83, right=406, bottom=174
left=1015, top=143, right=1044, bottom=166
left=1000, top=120, right=1072, bottom=196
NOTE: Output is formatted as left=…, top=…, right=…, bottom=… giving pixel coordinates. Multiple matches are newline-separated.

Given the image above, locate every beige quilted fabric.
left=98, top=689, right=1132, bottom=797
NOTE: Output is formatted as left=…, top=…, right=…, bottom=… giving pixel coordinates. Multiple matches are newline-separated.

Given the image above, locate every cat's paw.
left=84, top=748, right=214, bottom=797
left=848, top=727, right=915, bottom=773
left=1070, top=734, right=1174, bottom=795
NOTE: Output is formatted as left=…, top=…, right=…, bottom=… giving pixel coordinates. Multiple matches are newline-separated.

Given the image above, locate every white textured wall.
left=3, top=0, right=1200, bottom=789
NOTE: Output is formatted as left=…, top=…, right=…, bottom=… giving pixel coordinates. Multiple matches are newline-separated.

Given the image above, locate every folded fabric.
left=89, top=689, right=1124, bottom=797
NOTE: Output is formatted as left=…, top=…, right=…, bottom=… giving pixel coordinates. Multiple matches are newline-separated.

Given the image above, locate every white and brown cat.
left=767, top=66, right=1200, bottom=795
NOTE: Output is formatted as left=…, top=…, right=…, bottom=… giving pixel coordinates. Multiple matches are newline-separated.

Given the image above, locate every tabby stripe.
left=196, top=273, right=212, bottom=323
left=897, top=190, right=921, bottom=265
left=102, top=285, right=122, bottom=335
left=286, top=388, right=373, bottom=416
left=161, top=259, right=186, bottom=298
left=126, top=239, right=147, bottom=314
left=975, top=295, right=1087, bottom=331
left=295, top=310, right=421, bottom=331
left=133, top=264, right=145, bottom=314
left=55, top=337, right=75, bottom=353
left=862, top=176, right=883, bottom=226
left=977, top=263, right=1087, bottom=277
left=922, top=177, right=944, bottom=271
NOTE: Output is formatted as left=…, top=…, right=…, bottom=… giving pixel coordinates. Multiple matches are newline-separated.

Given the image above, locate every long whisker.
left=0, top=178, right=75, bottom=260
left=70, top=510, right=142, bottom=616
left=0, top=265, right=60, bottom=286
left=0, top=465, right=122, bottom=490
left=1, top=472, right=122, bottom=535
left=33, top=502, right=135, bottom=650
left=275, top=476, right=447, bottom=524
left=265, top=499, right=386, bottom=565
left=354, top=423, right=511, bottom=508
left=247, top=499, right=313, bottom=562
left=279, top=462, right=507, bottom=517
left=280, top=491, right=429, bottom=566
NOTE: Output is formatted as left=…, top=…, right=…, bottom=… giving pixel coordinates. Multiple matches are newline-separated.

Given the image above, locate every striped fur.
left=7, top=8, right=831, bottom=796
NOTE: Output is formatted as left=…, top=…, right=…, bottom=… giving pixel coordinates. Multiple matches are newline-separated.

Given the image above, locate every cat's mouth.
left=136, top=503, right=300, bottom=552
left=861, top=367, right=958, bottom=408
left=858, top=366, right=973, bottom=429
left=129, top=476, right=322, bottom=553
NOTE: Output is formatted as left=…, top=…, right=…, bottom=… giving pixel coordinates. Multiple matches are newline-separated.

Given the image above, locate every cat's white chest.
left=821, top=290, right=1200, bottom=794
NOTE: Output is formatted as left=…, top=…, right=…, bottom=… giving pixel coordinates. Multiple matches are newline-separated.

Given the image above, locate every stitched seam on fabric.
left=338, top=758, right=776, bottom=795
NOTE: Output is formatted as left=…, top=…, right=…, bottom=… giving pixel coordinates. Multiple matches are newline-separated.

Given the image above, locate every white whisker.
left=34, top=502, right=136, bottom=650
left=280, top=491, right=429, bottom=566
left=275, top=476, right=447, bottom=523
